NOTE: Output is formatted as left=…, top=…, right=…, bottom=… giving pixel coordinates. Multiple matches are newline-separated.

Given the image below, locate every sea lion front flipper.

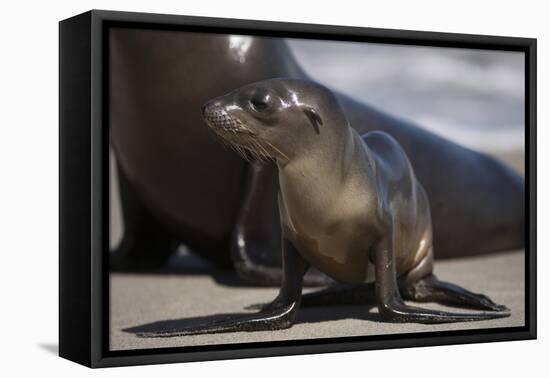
left=231, top=162, right=331, bottom=287
left=139, top=238, right=308, bottom=337
left=401, top=274, right=509, bottom=312
left=137, top=303, right=298, bottom=337
left=230, top=162, right=282, bottom=286
left=372, top=243, right=510, bottom=323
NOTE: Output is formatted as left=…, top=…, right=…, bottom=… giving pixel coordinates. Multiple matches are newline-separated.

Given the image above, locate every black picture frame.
left=59, top=9, right=537, bottom=368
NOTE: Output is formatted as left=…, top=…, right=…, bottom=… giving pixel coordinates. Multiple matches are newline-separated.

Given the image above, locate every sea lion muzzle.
left=203, top=102, right=255, bottom=136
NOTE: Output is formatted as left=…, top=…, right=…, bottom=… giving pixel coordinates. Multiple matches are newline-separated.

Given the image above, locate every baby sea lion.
left=140, top=78, right=509, bottom=337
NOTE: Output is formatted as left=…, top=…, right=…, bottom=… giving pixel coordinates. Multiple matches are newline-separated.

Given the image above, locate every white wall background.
left=0, top=0, right=546, bottom=376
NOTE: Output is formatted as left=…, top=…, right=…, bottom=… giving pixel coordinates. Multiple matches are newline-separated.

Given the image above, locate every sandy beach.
left=109, top=249, right=524, bottom=351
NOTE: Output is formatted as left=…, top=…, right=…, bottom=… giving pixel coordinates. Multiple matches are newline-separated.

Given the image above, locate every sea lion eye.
left=249, top=91, right=271, bottom=112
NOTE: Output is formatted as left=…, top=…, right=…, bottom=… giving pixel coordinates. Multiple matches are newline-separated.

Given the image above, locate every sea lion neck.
left=277, top=122, right=356, bottom=183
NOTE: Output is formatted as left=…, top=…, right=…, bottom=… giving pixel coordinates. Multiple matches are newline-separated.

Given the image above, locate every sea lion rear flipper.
left=372, top=243, right=510, bottom=323
left=401, top=274, right=509, bottom=312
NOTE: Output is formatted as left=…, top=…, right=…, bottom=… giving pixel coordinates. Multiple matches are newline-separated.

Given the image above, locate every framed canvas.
left=59, top=9, right=536, bottom=368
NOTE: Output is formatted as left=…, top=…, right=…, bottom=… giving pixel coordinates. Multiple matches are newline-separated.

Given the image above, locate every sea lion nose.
left=201, top=103, right=208, bottom=117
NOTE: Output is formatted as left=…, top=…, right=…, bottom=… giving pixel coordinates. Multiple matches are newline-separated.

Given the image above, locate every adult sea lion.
left=109, top=29, right=524, bottom=285
left=138, top=78, right=509, bottom=337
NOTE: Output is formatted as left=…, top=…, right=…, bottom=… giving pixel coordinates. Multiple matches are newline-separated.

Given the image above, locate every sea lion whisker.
left=247, top=143, right=263, bottom=162
left=249, top=140, right=264, bottom=161
left=255, top=140, right=272, bottom=162
left=255, top=139, right=271, bottom=160
left=236, top=145, right=251, bottom=162
left=263, top=140, right=289, bottom=161
left=244, top=146, right=257, bottom=163
left=245, top=137, right=270, bottom=162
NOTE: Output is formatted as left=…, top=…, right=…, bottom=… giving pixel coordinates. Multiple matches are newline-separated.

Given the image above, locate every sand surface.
left=110, top=249, right=525, bottom=351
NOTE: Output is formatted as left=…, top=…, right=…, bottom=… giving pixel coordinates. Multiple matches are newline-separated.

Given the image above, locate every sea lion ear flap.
left=303, top=106, right=323, bottom=134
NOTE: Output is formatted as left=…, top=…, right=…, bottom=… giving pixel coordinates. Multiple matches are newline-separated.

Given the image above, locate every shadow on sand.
left=111, top=252, right=250, bottom=287
left=123, top=304, right=380, bottom=336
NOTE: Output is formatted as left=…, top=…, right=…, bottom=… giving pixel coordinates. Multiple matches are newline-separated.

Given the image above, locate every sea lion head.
left=202, top=78, right=343, bottom=164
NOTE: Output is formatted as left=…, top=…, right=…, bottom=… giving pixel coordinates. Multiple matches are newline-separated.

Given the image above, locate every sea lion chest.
left=278, top=160, right=381, bottom=285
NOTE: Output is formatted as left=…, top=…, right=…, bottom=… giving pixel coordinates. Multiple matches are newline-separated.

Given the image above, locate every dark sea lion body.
left=109, top=29, right=524, bottom=279
left=340, top=98, right=524, bottom=260
left=137, top=78, right=509, bottom=337
left=110, top=30, right=298, bottom=265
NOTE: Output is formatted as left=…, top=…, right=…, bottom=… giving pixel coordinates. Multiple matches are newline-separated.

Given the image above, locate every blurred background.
left=110, top=36, right=525, bottom=248
left=287, top=38, right=525, bottom=172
